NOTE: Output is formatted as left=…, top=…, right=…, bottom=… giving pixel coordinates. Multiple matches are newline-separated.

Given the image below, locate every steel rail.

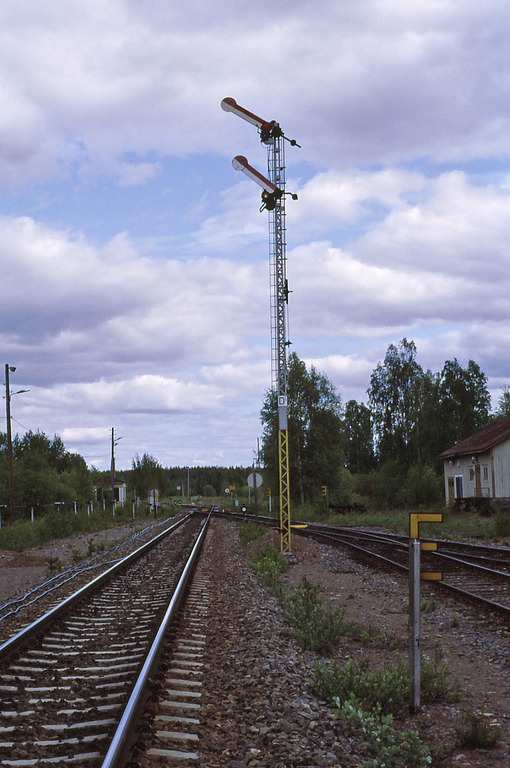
left=207, top=509, right=510, bottom=614
left=295, top=527, right=510, bottom=617
left=100, top=513, right=211, bottom=768
left=0, top=513, right=191, bottom=661
left=300, top=528, right=409, bottom=571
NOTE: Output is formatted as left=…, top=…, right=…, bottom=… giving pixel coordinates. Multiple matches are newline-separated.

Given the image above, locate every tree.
left=0, top=430, right=93, bottom=513
left=367, top=338, right=424, bottom=466
left=261, top=353, right=345, bottom=504
left=495, top=385, right=510, bottom=419
left=344, top=400, right=375, bottom=473
left=131, top=453, right=167, bottom=500
left=434, top=358, right=491, bottom=450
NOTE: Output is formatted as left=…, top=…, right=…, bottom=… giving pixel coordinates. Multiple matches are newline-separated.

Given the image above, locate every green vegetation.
left=282, top=576, right=356, bottom=655
left=312, top=640, right=459, bottom=715
left=258, top=340, right=507, bottom=517
left=340, top=699, right=432, bottom=768
left=420, top=639, right=460, bottom=703
left=311, top=642, right=458, bottom=768
left=0, top=504, right=145, bottom=552
left=246, top=543, right=288, bottom=595
left=0, top=431, right=93, bottom=513
left=454, top=708, right=501, bottom=749
left=313, top=656, right=410, bottom=716
left=237, top=520, right=266, bottom=546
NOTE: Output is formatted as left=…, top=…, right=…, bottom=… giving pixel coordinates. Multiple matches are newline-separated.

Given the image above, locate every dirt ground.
left=1, top=521, right=509, bottom=766
left=0, top=523, right=142, bottom=601
left=247, top=529, right=510, bottom=767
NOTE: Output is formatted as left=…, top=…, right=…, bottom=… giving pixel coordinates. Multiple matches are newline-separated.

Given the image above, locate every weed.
left=237, top=521, right=266, bottom=546
left=312, top=655, right=409, bottom=716
left=0, top=520, right=35, bottom=551
left=247, top=544, right=288, bottom=595
left=420, top=599, right=436, bottom=614
left=45, top=556, right=64, bottom=576
left=454, top=708, right=501, bottom=749
left=421, top=639, right=460, bottom=703
left=358, top=624, right=398, bottom=650
left=68, top=543, right=84, bottom=562
left=283, top=576, right=356, bottom=655
left=340, top=697, right=432, bottom=768
left=494, top=513, right=510, bottom=538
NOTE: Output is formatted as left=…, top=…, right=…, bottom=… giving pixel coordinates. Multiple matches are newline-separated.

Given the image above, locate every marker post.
left=408, top=512, right=442, bottom=712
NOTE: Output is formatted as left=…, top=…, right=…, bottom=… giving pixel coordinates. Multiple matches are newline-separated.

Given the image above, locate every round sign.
left=225, top=487, right=230, bottom=494
left=247, top=472, right=263, bottom=488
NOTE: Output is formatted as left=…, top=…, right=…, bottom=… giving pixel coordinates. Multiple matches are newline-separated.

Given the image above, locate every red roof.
left=439, top=417, right=510, bottom=459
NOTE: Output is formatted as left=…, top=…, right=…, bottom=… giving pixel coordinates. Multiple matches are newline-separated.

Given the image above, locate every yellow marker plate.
left=421, top=572, right=442, bottom=581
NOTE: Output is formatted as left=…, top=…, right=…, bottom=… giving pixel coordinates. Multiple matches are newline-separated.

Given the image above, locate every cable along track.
left=0, top=513, right=208, bottom=768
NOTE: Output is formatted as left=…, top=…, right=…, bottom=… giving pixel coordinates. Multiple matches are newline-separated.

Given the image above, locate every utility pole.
left=4, top=365, right=29, bottom=523
left=110, top=428, right=122, bottom=517
left=5, top=365, right=15, bottom=523
left=222, top=97, right=299, bottom=553
left=111, top=427, right=116, bottom=517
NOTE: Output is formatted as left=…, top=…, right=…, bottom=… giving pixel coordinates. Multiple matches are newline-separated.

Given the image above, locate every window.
left=483, top=465, right=488, bottom=482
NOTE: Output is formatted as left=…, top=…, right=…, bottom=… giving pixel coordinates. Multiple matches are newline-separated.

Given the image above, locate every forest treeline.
left=1, top=337, right=507, bottom=519
left=261, top=339, right=508, bottom=510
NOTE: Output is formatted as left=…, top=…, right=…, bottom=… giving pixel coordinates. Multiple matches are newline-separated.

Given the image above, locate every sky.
left=2, top=0, right=510, bottom=471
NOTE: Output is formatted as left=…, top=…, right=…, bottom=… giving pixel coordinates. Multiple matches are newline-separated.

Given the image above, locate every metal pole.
left=111, top=427, right=116, bottom=518
left=409, top=538, right=421, bottom=712
left=5, top=365, right=14, bottom=523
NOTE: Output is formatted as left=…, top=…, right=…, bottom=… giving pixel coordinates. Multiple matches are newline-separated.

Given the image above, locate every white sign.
left=247, top=472, right=263, bottom=489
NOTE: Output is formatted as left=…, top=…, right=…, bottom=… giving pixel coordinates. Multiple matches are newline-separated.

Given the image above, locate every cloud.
left=1, top=1, right=510, bottom=189
left=2, top=1, right=510, bottom=469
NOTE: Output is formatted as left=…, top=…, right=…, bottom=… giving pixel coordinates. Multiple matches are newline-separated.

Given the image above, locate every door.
left=475, top=464, right=481, bottom=497
left=447, top=477, right=455, bottom=505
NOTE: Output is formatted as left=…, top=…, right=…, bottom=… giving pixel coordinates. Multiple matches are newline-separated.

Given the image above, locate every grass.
left=0, top=505, right=156, bottom=552
left=292, top=501, right=509, bottom=541
left=455, top=708, right=501, bottom=749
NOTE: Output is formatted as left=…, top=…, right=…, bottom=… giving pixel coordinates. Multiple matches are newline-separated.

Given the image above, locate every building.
left=439, top=417, right=510, bottom=507
left=93, top=476, right=127, bottom=506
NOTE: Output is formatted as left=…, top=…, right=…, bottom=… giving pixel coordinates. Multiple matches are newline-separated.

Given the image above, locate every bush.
left=494, top=512, right=510, bottom=537
left=0, top=520, right=35, bottom=551
left=313, top=655, right=409, bottom=716
left=340, top=697, right=432, bottom=768
left=400, top=464, right=442, bottom=507
left=283, top=576, right=355, bottom=655
left=247, top=544, right=288, bottom=595
left=237, top=521, right=265, bottom=545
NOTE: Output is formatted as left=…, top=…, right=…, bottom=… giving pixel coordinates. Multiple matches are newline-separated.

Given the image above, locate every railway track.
left=298, top=522, right=510, bottom=618
left=210, top=509, right=510, bottom=618
left=0, top=512, right=210, bottom=768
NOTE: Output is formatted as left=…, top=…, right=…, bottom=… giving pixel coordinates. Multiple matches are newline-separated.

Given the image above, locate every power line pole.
left=5, top=365, right=15, bottom=522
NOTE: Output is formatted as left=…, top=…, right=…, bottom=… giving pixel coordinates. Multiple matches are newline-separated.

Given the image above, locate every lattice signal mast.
left=221, top=97, right=299, bottom=553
